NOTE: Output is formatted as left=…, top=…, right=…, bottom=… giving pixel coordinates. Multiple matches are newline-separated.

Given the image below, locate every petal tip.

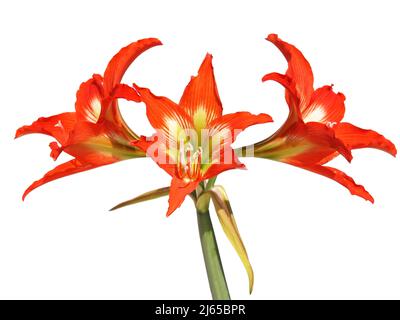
left=166, top=208, right=174, bottom=217
left=15, top=127, right=26, bottom=139
left=22, top=189, right=29, bottom=201
left=266, top=33, right=278, bottom=42
left=389, top=144, right=397, bottom=157
left=259, top=113, right=273, bottom=123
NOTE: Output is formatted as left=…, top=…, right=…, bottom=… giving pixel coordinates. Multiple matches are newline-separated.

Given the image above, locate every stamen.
left=177, top=142, right=202, bottom=181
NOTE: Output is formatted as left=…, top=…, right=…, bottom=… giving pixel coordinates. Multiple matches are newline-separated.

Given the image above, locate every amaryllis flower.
left=242, top=34, right=396, bottom=201
left=16, top=35, right=397, bottom=300
left=132, top=54, right=273, bottom=216
left=15, top=38, right=162, bottom=199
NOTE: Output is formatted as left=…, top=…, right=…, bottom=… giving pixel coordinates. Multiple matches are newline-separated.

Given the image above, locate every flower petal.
left=262, top=72, right=302, bottom=125
left=111, top=84, right=141, bottom=102
left=205, top=112, right=272, bottom=173
left=15, top=112, right=76, bottom=145
left=22, top=159, right=113, bottom=200
left=203, top=149, right=245, bottom=179
left=101, top=38, right=162, bottom=130
left=334, top=122, right=397, bottom=156
left=75, top=75, right=104, bottom=123
left=254, top=122, right=352, bottom=164
left=267, top=34, right=314, bottom=110
left=303, top=85, right=345, bottom=124
left=166, top=176, right=199, bottom=216
left=289, top=162, right=374, bottom=203
left=103, top=38, right=162, bottom=95
left=131, top=134, right=177, bottom=177
left=65, top=121, right=145, bottom=163
left=208, top=112, right=273, bottom=144
left=133, top=84, right=193, bottom=146
left=179, top=54, right=223, bottom=130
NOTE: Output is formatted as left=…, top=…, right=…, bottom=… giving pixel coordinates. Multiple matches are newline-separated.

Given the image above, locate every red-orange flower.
left=15, top=38, right=162, bottom=199
left=248, top=34, right=396, bottom=202
left=132, top=54, right=273, bottom=216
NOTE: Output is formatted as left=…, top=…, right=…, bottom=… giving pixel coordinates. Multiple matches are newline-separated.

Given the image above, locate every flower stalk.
left=196, top=201, right=230, bottom=300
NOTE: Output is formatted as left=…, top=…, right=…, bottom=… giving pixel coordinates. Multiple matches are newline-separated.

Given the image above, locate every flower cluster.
left=16, top=34, right=396, bottom=298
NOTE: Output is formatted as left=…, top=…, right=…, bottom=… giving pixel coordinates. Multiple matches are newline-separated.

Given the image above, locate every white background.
left=1, top=0, right=399, bottom=299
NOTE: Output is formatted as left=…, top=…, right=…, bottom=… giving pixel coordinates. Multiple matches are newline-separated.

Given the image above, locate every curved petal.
left=22, top=159, right=112, bottom=200
left=103, top=38, right=162, bottom=94
left=179, top=54, right=223, bottom=130
left=15, top=112, right=76, bottom=145
left=288, top=162, right=374, bottom=203
left=303, top=85, right=345, bottom=124
left=75, top=76, right=104, bottom=123
left=208, top=112, right=273, bottom=144
left=267, top=34, right=314, bottom=110
left=166, top=176, right=199, bottom=216
left=101, top=38, right=162, bottom=132
left=262, top=72, right=301, bottom=121
left=111, top=83, right=141, bottom=102
left=334, top=122, right=397, bottom=156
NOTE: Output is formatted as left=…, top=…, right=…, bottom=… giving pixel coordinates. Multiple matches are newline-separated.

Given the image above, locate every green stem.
left=196, top=205, right=231, bottom=300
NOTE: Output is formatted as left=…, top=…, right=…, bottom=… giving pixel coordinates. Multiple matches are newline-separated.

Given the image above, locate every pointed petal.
left=110, top=187, right=170, bottom=211
left=101, top=38, right=162, bottom=132
left=75, top=76, right=104, bottom=123
left=22, top=159, right=112, bottom=200
left=208, top=112, right=273, bottom=144
left=166, top=176, right=199, bottom=216
left=267, top=34, right=314, bottom=110
left=204, top=185, right=254, bottom=293
left=15, top=112, right=76, bottom=145
left=303, top=85, right=345, bottom=123
left=103, top=38, right=162, bottom=94
left=254, top=122, right=352, bottom=164
left=133, top=84, right=193, bottom=145
left=334, top=122, right=397, bottom=156
left=179, top=54, right=223, bottom=130
left=289, top=162, right=374, bottom=203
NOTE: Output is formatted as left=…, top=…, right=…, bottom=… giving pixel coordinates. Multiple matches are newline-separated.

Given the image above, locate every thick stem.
left=196, top=206, right=230, bottom=300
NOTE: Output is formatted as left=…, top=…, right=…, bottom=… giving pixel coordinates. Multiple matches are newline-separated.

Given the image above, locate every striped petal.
left=334, top=122, right=397, bottom=156
left=22, top=159, right=111, bottom=201
left=166, top=176, right=199, bottom=216
left=254, top=122, right=352, bottom=164
left=103, top=38, right=162, bottom=95
left=75, top=75, right=104, bottom=123
left=15, top=112, right=76, bottom=145
left=179, top=54, right=223, bottom=131
left=267, top=34, right=314, bottom=111
left=303, top=86, right=345, bottom=124
left=133, top=84, right=193, bottom=148
left=288, top=162, right=374, bottom=203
